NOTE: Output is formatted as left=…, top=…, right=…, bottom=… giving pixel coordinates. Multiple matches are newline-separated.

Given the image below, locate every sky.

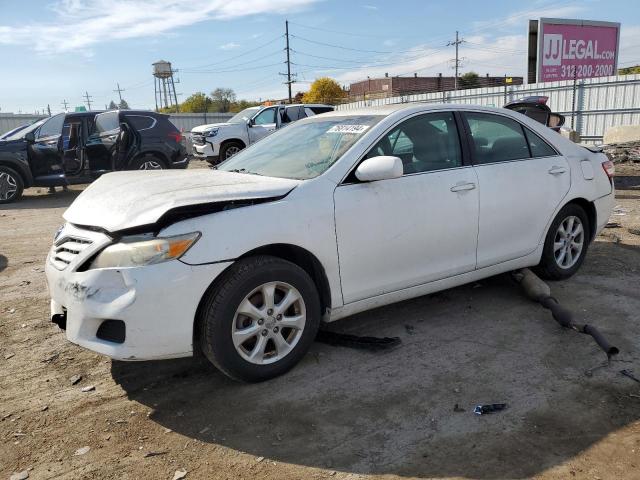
left=0, top=0, right=639, bottom=114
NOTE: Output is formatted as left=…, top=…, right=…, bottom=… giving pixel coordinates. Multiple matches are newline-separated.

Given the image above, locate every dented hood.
left=63, top=170, right=300, bottom=232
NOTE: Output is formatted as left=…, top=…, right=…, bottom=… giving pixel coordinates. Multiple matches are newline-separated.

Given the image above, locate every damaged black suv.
left=0, top=110, right=188, bottom=204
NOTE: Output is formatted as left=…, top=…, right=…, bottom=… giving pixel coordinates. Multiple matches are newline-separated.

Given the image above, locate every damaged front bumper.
left=45, top=224, right=231, bottom=361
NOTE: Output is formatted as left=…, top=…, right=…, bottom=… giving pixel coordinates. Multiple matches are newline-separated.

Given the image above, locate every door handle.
left=548, top=166, right=567, bottom=175
left=450, top=182, right=476, bottom=192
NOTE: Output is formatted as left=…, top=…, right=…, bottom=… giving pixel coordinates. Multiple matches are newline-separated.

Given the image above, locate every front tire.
left=220, top=141, right=244, bottom=161
left=536, top=203, right=590, bottom=280
left=198, top=256, right=321, bottom=382
left=0, top=166, right=24, bottom=204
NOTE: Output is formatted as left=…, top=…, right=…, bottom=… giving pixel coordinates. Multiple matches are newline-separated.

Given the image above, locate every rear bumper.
left=171, top=157, right=189, bottom=169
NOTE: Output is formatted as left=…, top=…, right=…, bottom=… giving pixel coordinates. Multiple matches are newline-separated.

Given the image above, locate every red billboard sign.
left=537, top=18, right=620, bottom=82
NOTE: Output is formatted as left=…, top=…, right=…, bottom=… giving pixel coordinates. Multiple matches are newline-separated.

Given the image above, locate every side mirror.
left=24, top=132, right=35, bottom=143
left=247, top=118, right=254, bottom=127
left=355, top=156, right=403, bottom=182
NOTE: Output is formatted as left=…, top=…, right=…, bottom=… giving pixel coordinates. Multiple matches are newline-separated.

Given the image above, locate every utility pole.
left=61, top=99, right=69, bottom=111
left=47, top=104, right=51, bottom=116
left=114, top=83, right=125, bottom=103
left=278, top=20, right=295, bottom=103
left=83, top=91, right=93, bottom=111
left=447, top=31, right=464, bottom=90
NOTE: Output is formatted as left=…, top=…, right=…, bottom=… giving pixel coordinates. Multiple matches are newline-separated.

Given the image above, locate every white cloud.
left=219, top=42, right=241, bottom=50
left=471, top=4, right=586, bottom=31
left=362, top=4, right=378, bottom=10
left=0, top=0, right=319, bottom=55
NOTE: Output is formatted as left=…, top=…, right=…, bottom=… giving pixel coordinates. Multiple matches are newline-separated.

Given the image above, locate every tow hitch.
left=512, top=268, right=619, bottom=359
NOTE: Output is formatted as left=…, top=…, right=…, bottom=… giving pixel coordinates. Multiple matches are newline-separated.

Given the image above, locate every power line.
left=290, top=34, right=423, bottom=55
left=181, top=50, right=282, bottom=73
left=181, top=34, right=284, bottom=70
left=181, top=62, right=284, bottom=74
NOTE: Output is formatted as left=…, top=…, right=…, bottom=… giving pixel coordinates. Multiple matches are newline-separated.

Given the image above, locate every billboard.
left=528, top=18, right=620, bottom=83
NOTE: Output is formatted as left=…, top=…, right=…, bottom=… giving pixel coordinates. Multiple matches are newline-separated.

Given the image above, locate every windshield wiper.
left=228, top=168, right=262, bottom=176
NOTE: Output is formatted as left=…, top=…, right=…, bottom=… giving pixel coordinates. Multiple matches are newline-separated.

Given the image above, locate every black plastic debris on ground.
left=316, top=330, right=401, bottom=351
left=621, top=369, right=640, bottom=384
left=474, top=403, right=507, bottom=415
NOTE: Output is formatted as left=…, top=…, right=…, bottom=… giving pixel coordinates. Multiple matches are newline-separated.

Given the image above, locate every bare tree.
left=210, top=88, right=236, bottom=113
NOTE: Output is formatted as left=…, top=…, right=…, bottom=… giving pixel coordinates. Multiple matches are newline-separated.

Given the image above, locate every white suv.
left=191, top=104, right=334, bottom=164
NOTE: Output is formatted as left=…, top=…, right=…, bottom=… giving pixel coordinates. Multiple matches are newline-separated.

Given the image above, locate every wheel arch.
left=561, top=197, right=597, bottom=243
left=0, top=158, right=32, bottom=187
left=193, top=243, right=332, bottom=354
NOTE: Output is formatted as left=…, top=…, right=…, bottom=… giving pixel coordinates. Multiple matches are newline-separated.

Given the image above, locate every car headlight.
left=205, top=129, right=218, bottom=138
left=90, top=232, right=200, bottom=269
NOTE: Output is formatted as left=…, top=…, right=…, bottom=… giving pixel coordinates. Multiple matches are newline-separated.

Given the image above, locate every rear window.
left=94, top=112, right=119, bottom=133
left=126, top=115, right=155, bottom=130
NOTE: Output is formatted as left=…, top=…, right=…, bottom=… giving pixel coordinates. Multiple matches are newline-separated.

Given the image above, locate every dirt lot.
left=1, top=161, right=640, bottom=480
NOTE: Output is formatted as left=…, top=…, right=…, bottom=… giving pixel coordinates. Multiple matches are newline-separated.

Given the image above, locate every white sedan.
left=45, top=104, right=615, bottom=382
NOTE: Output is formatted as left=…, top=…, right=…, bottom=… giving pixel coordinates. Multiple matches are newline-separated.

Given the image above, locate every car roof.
left=65, top=111, right=103, bottom=119
left=324, top=103, right=517, bottom=117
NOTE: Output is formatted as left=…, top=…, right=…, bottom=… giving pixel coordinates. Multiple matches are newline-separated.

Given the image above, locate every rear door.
left=462, top=111, right=570, bottom=268
left=85, top=111, right=120, bottom=173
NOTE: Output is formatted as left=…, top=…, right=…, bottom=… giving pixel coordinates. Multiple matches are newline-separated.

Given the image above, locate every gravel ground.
left=1, top=161, right=640, bottom=480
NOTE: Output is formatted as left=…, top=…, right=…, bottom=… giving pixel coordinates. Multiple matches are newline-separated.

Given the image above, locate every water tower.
left=153, top=60, right=179, bottom=112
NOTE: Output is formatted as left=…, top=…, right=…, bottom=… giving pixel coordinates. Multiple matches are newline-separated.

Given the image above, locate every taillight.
left=168, top=131, right=182, bottom=143
left=602, top=160, right=615, bottom=179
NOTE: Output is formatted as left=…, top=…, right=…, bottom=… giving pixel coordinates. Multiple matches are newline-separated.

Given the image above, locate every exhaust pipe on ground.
left=512, top=268, right=619, bottom=359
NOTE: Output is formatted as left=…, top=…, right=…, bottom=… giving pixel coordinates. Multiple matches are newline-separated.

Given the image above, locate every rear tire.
left=220, top=141, right=244, bottom=161
left=535, top=203, right=590, bottom=280
left=198, top=255, right=321, bottom=382
left=0, top=166, right=24, bottom=204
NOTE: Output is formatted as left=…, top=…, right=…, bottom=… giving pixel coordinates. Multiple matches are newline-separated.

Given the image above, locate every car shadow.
left=0, top=188, right=83, bottom=210
left=0, top=254, right=7, bottom=273
left=111, top=240, right=640, bottom=479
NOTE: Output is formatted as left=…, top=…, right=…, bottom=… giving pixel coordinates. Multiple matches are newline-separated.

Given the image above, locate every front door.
left=61, top=119, right=84, bottom=176
left=334, top=111, right=479, bottom=304
left=462, top=111, right=571, bottom=268
left=248, top=107, right=277, bottom=144
left=27, top=113, right=65, bottom=178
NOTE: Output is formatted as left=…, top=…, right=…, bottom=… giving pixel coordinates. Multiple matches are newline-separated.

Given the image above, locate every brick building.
left=348, top=73, right=524, bottom=101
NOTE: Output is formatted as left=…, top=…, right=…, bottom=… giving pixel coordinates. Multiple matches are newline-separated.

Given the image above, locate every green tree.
left=302, top=77, right=346, bottom=105
left=619, top=65, right=640, bottom=75
left=211, top=88, right=236, bottom=112
left=118, top=99, right=130, bottom=110
left=459, top=71, right=480, bottom=89
left=180, top=92, right=212, bottom=113
left=108, top=100, right=118, bottom=110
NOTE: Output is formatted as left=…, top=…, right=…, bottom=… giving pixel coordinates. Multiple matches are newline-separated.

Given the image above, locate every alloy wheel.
left=139, top=160, right=163, bottom=170
left=553, top=215, right=584, bottom=269
left=231, top=281, right=306, bottom=365
left=225, top=146, right=240, bottom=158
left=0, top=172, right=18, bottom=201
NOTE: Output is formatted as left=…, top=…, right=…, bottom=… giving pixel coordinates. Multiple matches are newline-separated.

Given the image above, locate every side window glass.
left=253, top=108, right=276, bottom=125
left=366, top=112, right=462, bottom=174
left=524, top=127, right=557, bottom=157
left=94, top=112, right=120, bottom=134
left=126, top=115, right=154, bottom=130
left=465, top=113, right=530, bottom=164
left=37, top=114, right=64, bottom=139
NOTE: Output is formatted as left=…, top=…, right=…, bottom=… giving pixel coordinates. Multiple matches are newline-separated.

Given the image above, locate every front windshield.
left=4, top=119, right=46, bottom=141
left=218, top=115, right=383, bottom=180
left=228, top=107, right=261, bottom=124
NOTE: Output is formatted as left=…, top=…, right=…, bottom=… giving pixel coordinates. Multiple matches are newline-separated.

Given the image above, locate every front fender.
left=0, top=152, right=33, bottom=187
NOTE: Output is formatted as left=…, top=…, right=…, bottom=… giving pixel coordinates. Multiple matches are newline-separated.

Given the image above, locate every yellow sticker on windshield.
left=327, top=125, right=370, bottom=134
